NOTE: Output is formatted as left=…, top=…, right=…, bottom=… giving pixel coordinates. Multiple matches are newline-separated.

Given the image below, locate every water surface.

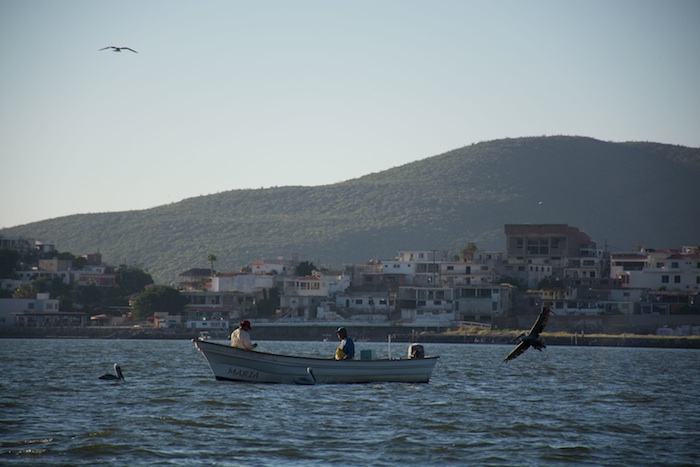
left=1, top=339, right=698, bottom=465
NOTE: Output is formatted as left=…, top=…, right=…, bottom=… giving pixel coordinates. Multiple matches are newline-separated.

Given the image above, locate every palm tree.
left=207, top=254, right=217, bottom=277
left=462, top=242, right=478, bottom=261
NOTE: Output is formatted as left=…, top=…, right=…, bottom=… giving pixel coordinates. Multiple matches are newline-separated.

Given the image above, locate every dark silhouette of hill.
left=3, top=136, right=699, bottom=284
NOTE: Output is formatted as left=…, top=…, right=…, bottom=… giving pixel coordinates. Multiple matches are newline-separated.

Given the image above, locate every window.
left=674, top=276, right=681, bottom=284
left=661, top=275, right=669, bottom=283
left=526, top=237, right=549, bottom=255
left=551, top=237, right=562, bottom=252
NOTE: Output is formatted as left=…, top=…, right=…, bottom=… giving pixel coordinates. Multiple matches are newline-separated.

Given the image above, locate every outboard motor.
left=408, top=343, right=425, bottom=359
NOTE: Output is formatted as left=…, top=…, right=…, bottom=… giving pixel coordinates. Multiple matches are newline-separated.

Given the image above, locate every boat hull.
left=193, top=339, right=439, bottom=384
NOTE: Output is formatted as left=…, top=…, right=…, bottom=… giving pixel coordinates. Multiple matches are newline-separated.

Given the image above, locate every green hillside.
left=3, top=136, right=699, bottom=284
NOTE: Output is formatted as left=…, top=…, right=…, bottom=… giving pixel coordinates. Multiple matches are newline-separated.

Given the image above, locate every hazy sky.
left=2, top=0, right=698, bottom=228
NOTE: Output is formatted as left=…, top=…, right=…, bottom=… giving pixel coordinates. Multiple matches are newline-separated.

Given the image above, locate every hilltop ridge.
left=3, top=136, right=699, bottom=283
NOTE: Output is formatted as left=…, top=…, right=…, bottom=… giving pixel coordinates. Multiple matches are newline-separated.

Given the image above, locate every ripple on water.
left=1, top=340, right=699, bottom=466
left=0, top=437, right=55, bottom=455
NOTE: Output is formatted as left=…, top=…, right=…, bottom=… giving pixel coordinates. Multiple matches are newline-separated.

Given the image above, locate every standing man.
left=231, top=320, right=257, bottom=350
left=335, top=327, right=355, bottom=360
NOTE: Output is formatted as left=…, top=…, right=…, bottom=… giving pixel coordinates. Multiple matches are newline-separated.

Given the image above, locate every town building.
left=611, top=246, right=700, bottom=291
left=250, top=257, right=299, bottom=275
left=4, top=231, right=698, bottom=333
left=177, top=268, right=212, bottom=291
left=0, top=236, right=40, bottom=254
left=502, top=224, right=604, bottom=289
left=279, top=271, right=349, bottom=319
left=0, top=293, right=85, bottom=328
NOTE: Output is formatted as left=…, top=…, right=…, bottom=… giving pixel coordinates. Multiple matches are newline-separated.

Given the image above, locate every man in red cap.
left=230, top=319, right=257, bottom=350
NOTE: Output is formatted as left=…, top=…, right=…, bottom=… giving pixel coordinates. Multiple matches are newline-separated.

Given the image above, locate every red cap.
left=240, top=320, right=251, bottom=329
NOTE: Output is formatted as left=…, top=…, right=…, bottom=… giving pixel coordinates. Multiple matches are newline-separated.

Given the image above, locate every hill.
left=3, top=136, right=699, bottom=284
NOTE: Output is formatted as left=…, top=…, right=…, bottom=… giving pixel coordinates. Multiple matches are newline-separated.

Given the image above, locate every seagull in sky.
left=99, top=46, right=138, bottom=53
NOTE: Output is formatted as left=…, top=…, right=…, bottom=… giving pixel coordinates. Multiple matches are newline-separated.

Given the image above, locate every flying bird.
left=99, top=363, right=125, bottom=381
left=503, top=306, right=552, bottom=362
left=99, top=46, right=138, bottom=53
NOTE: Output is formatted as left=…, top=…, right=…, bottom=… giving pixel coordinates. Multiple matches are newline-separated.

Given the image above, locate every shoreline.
left=1, top=326, right=699, bottom=349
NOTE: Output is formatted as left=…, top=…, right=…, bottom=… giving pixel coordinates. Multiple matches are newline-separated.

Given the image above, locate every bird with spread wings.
left=503, top=306, right=552, bottom=362
left=99, top=46, right=138, bottom=53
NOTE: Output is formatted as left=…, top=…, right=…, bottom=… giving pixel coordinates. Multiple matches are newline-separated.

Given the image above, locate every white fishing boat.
left=193, top=339, right=439, bottom=384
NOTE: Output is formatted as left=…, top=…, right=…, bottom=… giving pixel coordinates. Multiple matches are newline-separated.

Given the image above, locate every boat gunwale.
left=193, top=338, right=440, bottom=363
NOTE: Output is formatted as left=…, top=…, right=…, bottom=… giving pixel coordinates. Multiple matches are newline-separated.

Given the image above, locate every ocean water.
left=1, top=338, right=698, bottom=466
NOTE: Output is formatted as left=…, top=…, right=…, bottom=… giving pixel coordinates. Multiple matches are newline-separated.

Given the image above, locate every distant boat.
left=193, top=339, right=439, bottom=384
left=199, top=331, right=212, bottom=340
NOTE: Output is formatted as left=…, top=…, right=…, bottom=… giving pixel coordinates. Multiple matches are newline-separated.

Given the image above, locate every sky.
left=1, top=0, right=699, bottom=228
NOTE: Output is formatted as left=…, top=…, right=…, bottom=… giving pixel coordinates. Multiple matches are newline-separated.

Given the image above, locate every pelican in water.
left=99, top=363, right=125, bottom=381
left=503, top=306, right=552, bottom=362
left=294, top=367, right=315, bottom=385
left=99, top=46, right=138, bottom=53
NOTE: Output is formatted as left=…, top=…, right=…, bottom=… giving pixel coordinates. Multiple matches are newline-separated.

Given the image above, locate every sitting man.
left=230, top=320, right=257, bottom=350
left=335, top=327, right=355, bottom=360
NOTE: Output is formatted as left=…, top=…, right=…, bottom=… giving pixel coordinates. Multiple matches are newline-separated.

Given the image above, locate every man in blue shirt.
left=335, top=327, right=355, bottom=360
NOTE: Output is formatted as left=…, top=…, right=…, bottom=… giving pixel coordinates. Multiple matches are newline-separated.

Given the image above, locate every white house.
left=0, top=293, right=84, bottom=327
left=212, top=273, right=273, bottom=294
left=454, top=284, right=515, bottom=321
left=611, top=247, right=700, bottom=291
left=380, top=250, right=444, bottom=286
left=397, top=286, right=455, bottom=326
left=438, top=261, right=497, bottom=287
left=250, top=259, right=293, bottom=275
left=335, top=291, right=393, bottom=314
left=0, top=294, right=57, bottom=327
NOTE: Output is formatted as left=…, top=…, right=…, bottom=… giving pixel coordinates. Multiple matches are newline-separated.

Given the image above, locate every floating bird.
left=99, top=363, right=125, bottom=381
left=295, top=367, right=315, bottom=385
left=503, top=306, right=552, bottom=362
left=99, top=46, right=138, bottom=53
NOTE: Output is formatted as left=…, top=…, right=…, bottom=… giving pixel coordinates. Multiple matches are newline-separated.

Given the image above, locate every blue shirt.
left=339, top=337, right=355, bottom=359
